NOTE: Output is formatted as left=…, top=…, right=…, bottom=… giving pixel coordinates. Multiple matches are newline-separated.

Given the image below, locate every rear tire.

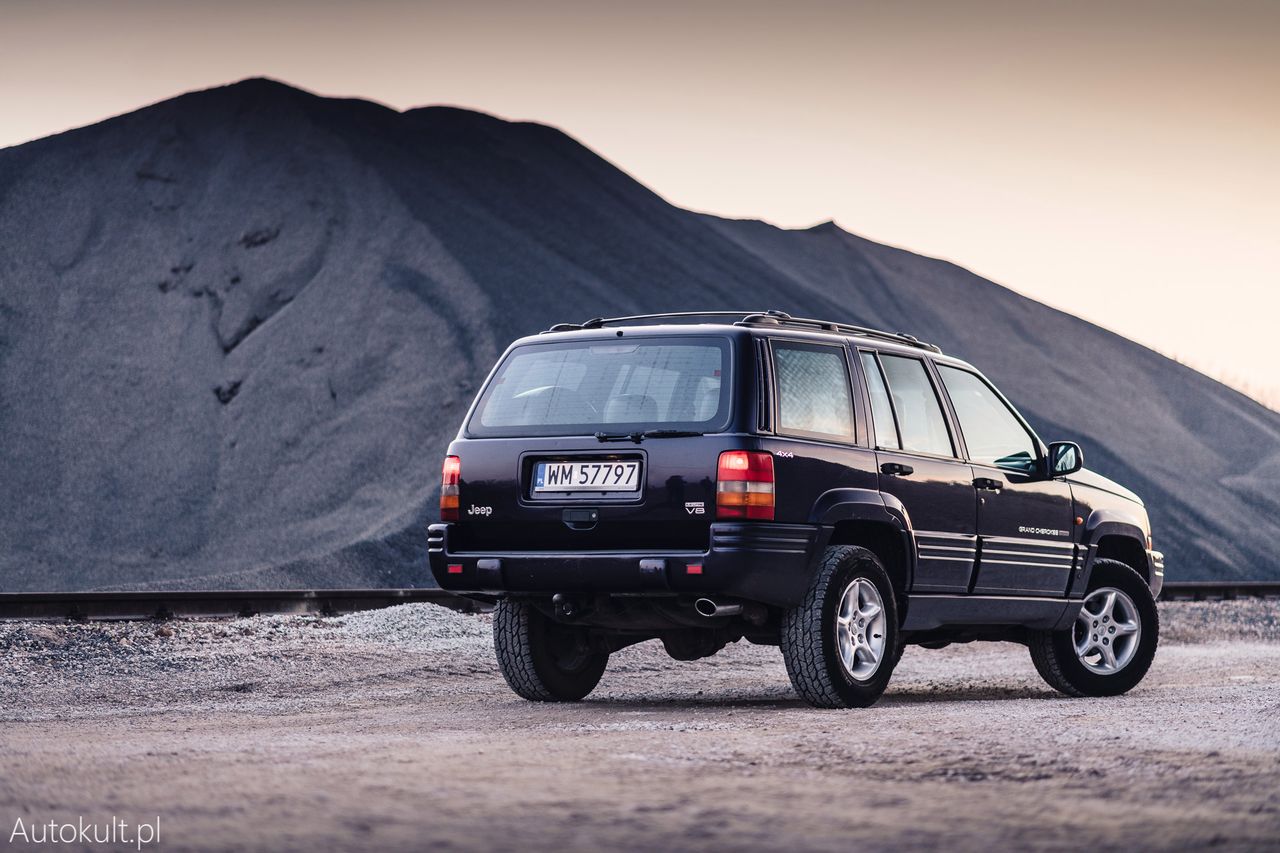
left=493, top=599, right=608, bottom=701
left=780, top=545, right=900, bottom=708
left=1029, top=559, right=1159, bottom=697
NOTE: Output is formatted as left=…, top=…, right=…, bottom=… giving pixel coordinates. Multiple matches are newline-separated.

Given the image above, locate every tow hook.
left=552, top=593, right=578, bottom=619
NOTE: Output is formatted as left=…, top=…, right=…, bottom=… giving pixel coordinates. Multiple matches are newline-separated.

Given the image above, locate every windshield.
left=468, top=337, right=732, bottom=437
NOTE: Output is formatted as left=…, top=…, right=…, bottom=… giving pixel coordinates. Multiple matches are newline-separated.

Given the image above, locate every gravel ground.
left=1, top=600, right=1277, bottom=852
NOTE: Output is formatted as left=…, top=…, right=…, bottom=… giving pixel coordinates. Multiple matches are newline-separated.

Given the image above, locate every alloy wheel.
left=1074, top=586, right=1142, bottom=675
left=835, top=578, right=887, bottom=681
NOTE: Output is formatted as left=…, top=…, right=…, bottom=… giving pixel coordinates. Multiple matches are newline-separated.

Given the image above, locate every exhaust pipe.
left=694, top=598, right=742, bottom=618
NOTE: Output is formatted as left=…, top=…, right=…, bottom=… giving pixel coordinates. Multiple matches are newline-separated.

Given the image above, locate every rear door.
left=858, top=351, right=978, bottom=593
left=935, top=364, right=1076, bottom=596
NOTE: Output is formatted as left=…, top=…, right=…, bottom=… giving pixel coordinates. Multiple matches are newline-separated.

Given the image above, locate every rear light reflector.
left=447, top=563, right=463, bottom=575
left=717, top=451, right=774, bottom=520
left=441, top=455, right=461, bottom=521
left=686, top=563, right=703, bottom=575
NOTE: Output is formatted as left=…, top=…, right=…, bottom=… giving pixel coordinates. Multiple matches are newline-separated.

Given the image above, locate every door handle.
left=562, top=508, right=599, bottom=530
left=973, top=477, right=1004, bottom=491
left=881, top=462, right=914, bottom=476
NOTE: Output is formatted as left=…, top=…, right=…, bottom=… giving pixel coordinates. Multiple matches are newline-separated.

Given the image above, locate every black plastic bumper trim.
left=428, top=522, right=823, bottom=607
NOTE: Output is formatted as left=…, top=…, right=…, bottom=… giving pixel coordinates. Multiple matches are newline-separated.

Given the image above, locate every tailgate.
left=448, top=436, right=717, bottom=552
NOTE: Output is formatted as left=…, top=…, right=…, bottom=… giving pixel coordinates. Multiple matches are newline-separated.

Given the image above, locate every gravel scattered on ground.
left=0, top=599, right=1276, bottom=721
left=3, top=598, right=1274, bottom=690
left=1, top=599, right=1277, bottom=852
left=1157, top=597, right=1280, bottom=643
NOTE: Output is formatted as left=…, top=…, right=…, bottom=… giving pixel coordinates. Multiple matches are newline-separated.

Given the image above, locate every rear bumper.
left=427, top=522, right=823, bottom=608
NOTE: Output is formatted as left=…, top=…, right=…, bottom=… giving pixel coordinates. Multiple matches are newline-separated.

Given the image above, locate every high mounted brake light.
left=441, top=455, right=461, bottom=521
left=716, top=450, right=774, bottom=520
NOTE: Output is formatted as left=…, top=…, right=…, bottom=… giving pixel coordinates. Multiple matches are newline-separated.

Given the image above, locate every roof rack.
left=542, top=310, right=942, bottom=353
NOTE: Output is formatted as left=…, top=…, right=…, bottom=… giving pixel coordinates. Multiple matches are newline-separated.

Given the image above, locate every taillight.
left=716, top=451, right=774, bottom=520
left=441, top=455, right=461, bottom=521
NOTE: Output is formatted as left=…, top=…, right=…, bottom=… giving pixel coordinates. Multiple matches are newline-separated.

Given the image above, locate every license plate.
left=533, top=460, right=641, bottom=493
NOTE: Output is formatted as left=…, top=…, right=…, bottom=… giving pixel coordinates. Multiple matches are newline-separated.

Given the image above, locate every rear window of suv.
left=468, top=337, right=732, bottom=437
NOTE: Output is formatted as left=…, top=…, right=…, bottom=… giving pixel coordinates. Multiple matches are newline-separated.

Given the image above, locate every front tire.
left=493, top=599, right=608, bottom=701
left=780, top=546, right=900, bottom=708
left=1029, top=559, right=1159, bottom=697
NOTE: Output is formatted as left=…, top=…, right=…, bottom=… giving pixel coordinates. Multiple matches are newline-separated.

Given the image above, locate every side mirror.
left=1047, top=441, right=1083, bottom=477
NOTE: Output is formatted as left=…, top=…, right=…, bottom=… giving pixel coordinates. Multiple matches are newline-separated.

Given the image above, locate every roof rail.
left=542, top=310, right=941, bottom=353
left=739, top=312, right=943, bottom=353
left=544, top=311, right=752, bottom=333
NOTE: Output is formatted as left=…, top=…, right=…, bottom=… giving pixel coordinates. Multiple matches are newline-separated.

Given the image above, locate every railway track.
left=0, top=588, right=484, bottom=621
left=1157, top=581, right=1280, bottom=601
left=0, top=582, right=1274, bottom=622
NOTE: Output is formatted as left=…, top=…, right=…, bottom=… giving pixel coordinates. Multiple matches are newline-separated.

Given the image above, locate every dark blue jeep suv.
left=428, top=311, right=1163, bottom=707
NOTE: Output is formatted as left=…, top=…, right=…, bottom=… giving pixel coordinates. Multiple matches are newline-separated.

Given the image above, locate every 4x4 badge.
left=684, top=502, right=705, bottom=515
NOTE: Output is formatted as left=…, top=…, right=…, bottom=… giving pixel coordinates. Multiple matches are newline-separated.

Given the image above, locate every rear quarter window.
left=772, top=342, right=854, bottom=441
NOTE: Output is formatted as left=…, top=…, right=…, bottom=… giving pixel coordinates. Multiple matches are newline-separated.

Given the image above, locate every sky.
left=3, top=0, right=1277, bottom=407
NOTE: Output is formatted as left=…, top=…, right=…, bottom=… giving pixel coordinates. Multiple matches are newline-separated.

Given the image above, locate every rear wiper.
left=594, top=429, right=705, bottom=443
left=641, top=429, right=705, bottom=439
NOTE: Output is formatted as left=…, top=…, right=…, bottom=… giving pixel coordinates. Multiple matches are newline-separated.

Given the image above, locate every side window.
left=937, top=365, right=1039, bottom=472
left=773, top=343, right=854, bottom=441
left=877, top=355, right=955, bottom=457
left=859, top=352, right=900, bottom=449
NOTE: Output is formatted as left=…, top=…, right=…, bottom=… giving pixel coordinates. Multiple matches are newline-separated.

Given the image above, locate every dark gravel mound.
left=0, top=78, right=1275, bottom=590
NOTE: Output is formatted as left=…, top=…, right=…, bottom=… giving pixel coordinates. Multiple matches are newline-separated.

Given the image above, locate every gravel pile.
left=334, top=602, right=492, bottom=651
left=4, top=77, right=1276, bottom=594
